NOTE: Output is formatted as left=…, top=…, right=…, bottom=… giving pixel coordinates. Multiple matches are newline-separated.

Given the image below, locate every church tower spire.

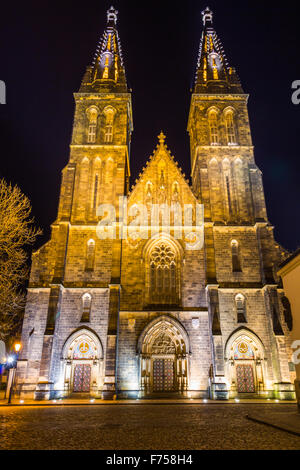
left=194, top=6, right=243, bottom=94
left=187, top=7, right=289, bottom=389
left=80, top=6, right=127, bottom=93
left=24, top=6, right=133, bottom=401
left=188, top=7, right=270, bottom=284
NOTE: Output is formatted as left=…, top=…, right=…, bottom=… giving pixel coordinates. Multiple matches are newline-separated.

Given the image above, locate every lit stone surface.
left=16, top=7, right=295, bottom=401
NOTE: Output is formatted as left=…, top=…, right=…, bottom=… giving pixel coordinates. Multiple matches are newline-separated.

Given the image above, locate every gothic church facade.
left=16, top=7, right=296, bottom=400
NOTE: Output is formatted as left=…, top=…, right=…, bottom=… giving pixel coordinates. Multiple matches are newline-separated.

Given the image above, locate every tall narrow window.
left=208, top=110, right=219, bottom=145
left=105, top=124, right=113, bottom=143
left=93, top=174, right=99, bottom=210
left=235, top=294, right=247, bottom=323
left=231, top=240, right=242, bottom=272
left=212, top=57, right=218, bottom=80
left=225, top=111, right=236, bottom=145
left=107, top=33, right=112, bottom=51
left=150, top=262, right=156, bottom=290
left=103, top=55, right=110, bottom=79
left=81, top=294, right=92, bottom=323
left=226, top=175, right=233, bottom=215
left=88, top=124, right=97, bottom=143
left=103, top=106, right=116, bottom=143
left=114, top=56, right=119, bottom=82
left=203, top=57, right=207, bottom=82
left=86, top=107, right=99, bottom=143
left=170, top=262, right=176, bottom=289
left=86, top=239, right=95, bottom=271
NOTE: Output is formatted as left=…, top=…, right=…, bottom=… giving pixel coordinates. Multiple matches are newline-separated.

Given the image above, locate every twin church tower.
left=16, top=6, right=295, bottom=400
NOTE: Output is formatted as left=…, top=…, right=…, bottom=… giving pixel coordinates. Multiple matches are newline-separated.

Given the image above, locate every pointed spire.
left=79, top=6, right=127, bottom=93
left=194, top=7, right=243, bottom=94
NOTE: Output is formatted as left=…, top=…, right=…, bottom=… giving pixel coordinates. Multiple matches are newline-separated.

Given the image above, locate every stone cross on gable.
left=158, top=131, right=166, bottom=146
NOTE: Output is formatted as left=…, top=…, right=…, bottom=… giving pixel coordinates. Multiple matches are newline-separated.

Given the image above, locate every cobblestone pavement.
left=1, top=404, right=300, bottom=450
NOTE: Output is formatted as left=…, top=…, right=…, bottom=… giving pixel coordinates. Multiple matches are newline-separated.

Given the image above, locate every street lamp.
left=7, top=342, right=22, bottom=404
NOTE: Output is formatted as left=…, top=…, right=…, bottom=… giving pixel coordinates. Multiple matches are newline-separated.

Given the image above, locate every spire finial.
left=107, top=6, right=118, bottom=24
left=158, top=131, right=166, bottom=146
left=202, top=6, right=213, bottom=27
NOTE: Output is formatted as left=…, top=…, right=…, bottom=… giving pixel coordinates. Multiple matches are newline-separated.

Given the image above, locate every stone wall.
left=117, top=311, right=212, bottom=397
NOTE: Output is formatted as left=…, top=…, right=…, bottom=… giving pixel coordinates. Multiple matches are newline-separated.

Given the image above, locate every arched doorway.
left=138, top=316, right=189, bottom=396
left=61, top=329, right=103, bottom=397
left=225, top=329, right=266, bottom=397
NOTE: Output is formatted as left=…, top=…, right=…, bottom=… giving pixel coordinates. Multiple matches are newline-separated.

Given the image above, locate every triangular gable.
left=128, top=132, right=197, bottom=207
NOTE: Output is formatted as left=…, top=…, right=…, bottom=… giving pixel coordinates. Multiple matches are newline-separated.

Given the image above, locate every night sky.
left=0, top=0, right=299, bottom=252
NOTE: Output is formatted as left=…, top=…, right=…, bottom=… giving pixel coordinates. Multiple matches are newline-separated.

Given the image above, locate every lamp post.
left=7, top=342, right=21, bottom=404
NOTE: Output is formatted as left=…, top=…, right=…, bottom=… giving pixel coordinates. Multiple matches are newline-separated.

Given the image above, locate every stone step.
left=143, top=393, right=186, bottom=399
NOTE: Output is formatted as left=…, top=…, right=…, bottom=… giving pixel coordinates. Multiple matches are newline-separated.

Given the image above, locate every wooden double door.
left=73, top=364, right=91, bottom=392
left=236, top=364, right=255, bottom=393
left=153, top=358, right=175, bottom=392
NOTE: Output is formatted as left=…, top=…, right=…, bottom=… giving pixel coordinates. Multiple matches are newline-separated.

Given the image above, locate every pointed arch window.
left=102, top=54, right=110, bottom=79
left=148, top=242, right=179, bottom=306
left=225, top=174, right=233, bottom=215
left=235, top=294, right=247, bottom=323
left=93, top=174, right=99, bottom=210
left=81, top=294, right=92, bottom=323
left=103, top=107, right=116, bottom=143
left=88, top=124, right=97, bottom=143
left=203, top=57, right=207, bottom=82
left=212, top=57, right=218, bottom=80
left=222, top=159, right=233, bottom=217
left=208, top=110, right=219, bottom=145
left=91, top=158, right=102, bottom=212
left=225, top=110, right=236, bottom=145
left=85, top=239, right=95, bottom=271
left=105, top=125, right=113, bottom=142
left=87, top=107, right=99, bottom=143
left=231, top=240, right=242, bottom=272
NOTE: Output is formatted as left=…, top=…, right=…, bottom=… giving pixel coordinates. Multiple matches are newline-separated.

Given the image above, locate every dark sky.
left=0, top=0, right=299, bottom=252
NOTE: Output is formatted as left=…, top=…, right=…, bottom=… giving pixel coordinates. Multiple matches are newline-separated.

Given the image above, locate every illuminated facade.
left=16, top=7, right=296, bottom=400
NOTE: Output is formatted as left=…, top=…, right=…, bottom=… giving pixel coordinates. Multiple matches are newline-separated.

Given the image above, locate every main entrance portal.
left=153, top=358, right=175, bottom=392
left=138, top=317, right=190, bottom=396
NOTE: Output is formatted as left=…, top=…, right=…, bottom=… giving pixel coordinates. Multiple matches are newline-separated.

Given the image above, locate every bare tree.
left=0, top=179, right=41, bottom=341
